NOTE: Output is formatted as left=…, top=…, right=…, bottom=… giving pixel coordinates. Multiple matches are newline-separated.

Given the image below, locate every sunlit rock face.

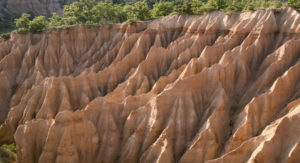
left=0, top=8, right=300, bottom=163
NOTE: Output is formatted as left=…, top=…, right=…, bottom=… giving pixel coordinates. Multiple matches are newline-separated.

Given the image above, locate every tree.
left=123, top=4, right=136, bottom=20
left=123, top=1, right=151, bottom=21
left=224, top=0, right=243, bottom=12
left=244, top=2, right=256, bottom=11
left=62, top=0, right=97, bottom=25
left=215, top=0, right=228, bottom=10
left=92, top=2, right=127, bottom=24
left=152, top=2, right=174, bottom=18
left=191, top=0, right=204, bottom=15
left=48, top=13, right=63, bottom=27
left=195, top=0, right=217, bottom=14
left=287, top=0, right=300, bottom=7
left=134, top=1, right=152, bottom=20
left=267, top=1, right=283, bottom=9
left=28, top=16, right=48, bottom=32
left=15, top=13, right=30, bottom=29
left=206, top=0, right=228, bottom=10
left=112, top=4, right=127, bottom=23
left=173, top=0, right=193, bottom=15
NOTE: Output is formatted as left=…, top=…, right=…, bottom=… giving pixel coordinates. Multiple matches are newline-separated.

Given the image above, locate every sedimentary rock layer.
left=0, top=7, right=300, bottom=163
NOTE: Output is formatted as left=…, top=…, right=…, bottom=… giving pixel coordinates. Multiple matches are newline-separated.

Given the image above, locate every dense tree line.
left=6, top=0, right=300, bottom=34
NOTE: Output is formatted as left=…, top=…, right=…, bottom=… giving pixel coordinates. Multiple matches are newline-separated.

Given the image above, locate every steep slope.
left=0, top=7, right=300, bottom=163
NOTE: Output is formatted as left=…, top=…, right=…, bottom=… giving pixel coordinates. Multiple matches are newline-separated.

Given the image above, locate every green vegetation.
left=130, top=1, right=152, bottom=20
left=0, top=33, right=10, bottom=40
left=15, top=13, right=47, bottom=33
left=8, top=0, right=300, bottom=33
left=0, top=143, right=16, bottom=163
left=152, top=2, right=174, bottom=17
left=28, top=16, right=48, bottom=32
left=287, top=0, right=300, bottom=7
left=126, top=18, right=137, bottom=25
left=15, top=13, right=30, bottom=33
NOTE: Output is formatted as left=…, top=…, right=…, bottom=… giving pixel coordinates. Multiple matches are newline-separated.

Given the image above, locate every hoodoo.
left=0, top=7, right=300, bottom=163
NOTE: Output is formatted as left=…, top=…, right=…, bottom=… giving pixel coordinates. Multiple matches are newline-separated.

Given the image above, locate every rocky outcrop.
left=0, top=7, right=300, bottom=163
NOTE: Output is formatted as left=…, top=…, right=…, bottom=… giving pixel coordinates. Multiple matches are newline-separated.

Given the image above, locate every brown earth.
left=0, top=7, right=300, bottom=163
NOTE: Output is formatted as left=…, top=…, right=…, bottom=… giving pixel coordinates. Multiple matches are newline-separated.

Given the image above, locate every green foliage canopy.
left=28, top=16, right=48, bottom=32
left=287, top=0, right=300, bottom=7
left=92, top=2, right=127, bottom=23
left=132, top=1, right=152, bottom=20
left=152, top=2, right=174, bottom=17
left=0, top=143, right=16, bottom=163
left=11, top=0, right=300, bottom=34
left=15, top=13, right=30, bottom=29
left=62, top=0, right=97, bottom=25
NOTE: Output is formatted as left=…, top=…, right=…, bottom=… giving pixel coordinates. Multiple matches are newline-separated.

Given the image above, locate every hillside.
left=0, top=7, right=300, bottom=163
left=0, top=0, right=73, bottom=33
left=0, top=0, right=73, bottom=15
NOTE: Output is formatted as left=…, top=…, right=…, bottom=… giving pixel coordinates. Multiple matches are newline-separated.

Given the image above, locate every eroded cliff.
left=0, top=7, right=300, bottom=163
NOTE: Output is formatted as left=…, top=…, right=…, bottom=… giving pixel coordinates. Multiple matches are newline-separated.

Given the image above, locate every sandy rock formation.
left=0, top=7, right=300, bottom=163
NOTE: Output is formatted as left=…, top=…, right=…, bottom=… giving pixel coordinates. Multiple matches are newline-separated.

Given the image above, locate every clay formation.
left=0, top=8, right=300, bottom=163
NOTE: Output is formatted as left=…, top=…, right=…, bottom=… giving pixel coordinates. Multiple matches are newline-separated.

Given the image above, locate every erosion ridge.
left=0, top=7, right=300, bottom=163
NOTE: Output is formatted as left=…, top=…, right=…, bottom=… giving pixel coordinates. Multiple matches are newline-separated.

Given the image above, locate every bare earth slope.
left=0, top=8, right=300, bottom=163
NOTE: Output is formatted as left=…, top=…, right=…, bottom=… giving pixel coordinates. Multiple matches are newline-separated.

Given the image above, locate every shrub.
left=267, top=1, right=283, bottom=9
left=123, top=5, right=136, bottom=20
left=173, top=0, right=193, bottom=15
left=0, top=143, right=16, bottom=163
left=133, top=1, right=152, bottom=20
left=15, top=13, right=30, bottom=29
left=0, top=33, right=10, bottom=40
left=191, top=0, right=204, bottom=15
left=244, top=3, right=256, bottom=11
left=211, top=0, right=228, bottom=10
left=92, top=2, right=127, bottom=24
left=152, top=2, right=174, bottom=18
left=287, top=0, right=300, bottom=7
left=126, top=18, right=137, bottom=25
left=274, top=8, right=281, bottom=14
left=63, top=0, right=97, bottom=25
left=28, top=16, right=48, bottom=32
left=123, top=2, right=151, bottom=21
left=48, top=13, right=63, bottom=27
left=224, top=0, right=243, bottom=12
left=195, top=1, right=218, bottom=14
left=17, top=27, right=28, bottom=34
